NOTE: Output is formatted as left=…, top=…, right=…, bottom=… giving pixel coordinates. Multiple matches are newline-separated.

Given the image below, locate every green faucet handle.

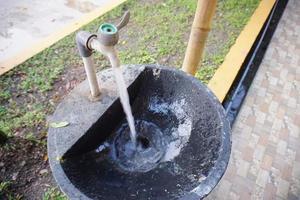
left=97, top=11, right=130, bottom=46
left=99, top=23, right=117, bottom=35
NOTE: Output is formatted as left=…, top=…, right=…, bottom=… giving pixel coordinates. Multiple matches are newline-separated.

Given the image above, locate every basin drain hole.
left=137, top=136, right=150, bottom=149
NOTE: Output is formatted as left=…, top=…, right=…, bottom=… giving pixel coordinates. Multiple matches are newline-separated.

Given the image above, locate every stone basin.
left=47, top=65, right=231, bottom=200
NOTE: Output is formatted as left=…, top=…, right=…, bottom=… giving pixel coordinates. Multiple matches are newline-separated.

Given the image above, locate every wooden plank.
left=208, top=0, right=276, bottom=102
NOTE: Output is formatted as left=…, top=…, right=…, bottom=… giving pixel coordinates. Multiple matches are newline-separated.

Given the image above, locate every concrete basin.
left=48, top=65, right=231, bottom=199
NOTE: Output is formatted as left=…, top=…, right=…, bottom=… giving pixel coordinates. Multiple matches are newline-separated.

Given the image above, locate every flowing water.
left=112, top=67, right=137, bottom=146
left=106, top=50, right=137, bottom=146
left=92, top=42, right=137, bottom=146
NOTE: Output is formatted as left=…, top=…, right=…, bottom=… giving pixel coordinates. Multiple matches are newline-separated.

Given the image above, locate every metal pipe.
left=75, top=11, right=130, bottom=99
left=182, top=0, right=217, bottom=76
left=76, top=31, right=100, bottom=98
left=81, top=56, right=100, bottom=97
left=76, top=31, right=95, bottom=57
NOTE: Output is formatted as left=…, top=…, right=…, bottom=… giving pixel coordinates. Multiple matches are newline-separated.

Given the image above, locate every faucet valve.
left=75, top=11, right=130, bottom=100
left=97, top=11, right=130, bottom=46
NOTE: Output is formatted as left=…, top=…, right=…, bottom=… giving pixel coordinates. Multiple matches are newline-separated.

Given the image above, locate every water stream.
left=106, top=51, right=137, bottom=146
left=91, top=45, right=193, bottom=171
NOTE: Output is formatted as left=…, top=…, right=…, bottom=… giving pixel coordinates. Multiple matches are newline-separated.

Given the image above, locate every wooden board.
left=208, top=0, right=276, bottom=102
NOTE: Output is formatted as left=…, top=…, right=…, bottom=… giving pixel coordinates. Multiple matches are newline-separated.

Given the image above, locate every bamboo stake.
left=182, top=0, right=217, bottom=76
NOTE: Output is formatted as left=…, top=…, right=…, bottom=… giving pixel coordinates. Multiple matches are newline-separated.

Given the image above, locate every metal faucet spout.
left=75, top=11, right=130, bottom=100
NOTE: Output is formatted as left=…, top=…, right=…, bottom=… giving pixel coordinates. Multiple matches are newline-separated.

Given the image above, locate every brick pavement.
left=206, top=0, right=300, bottom=199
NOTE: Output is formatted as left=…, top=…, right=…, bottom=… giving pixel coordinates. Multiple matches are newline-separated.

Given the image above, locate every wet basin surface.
left=48, top=65, right=231, bottom=200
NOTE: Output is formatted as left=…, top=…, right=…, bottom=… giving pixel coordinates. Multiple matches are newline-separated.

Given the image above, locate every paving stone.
left=246, top=115, right=256, bottom=127
left=273, top=154, right=286, bottom=172
left=281, top=164, right=292, bottom=181
left=258, top=138, right=269, bottom=150
left=263, top=183, right=277, bottom=200
left=228, top=191, right=240, bottom=200
left=279, top=128, right=289, bottom=140
left=251, top=185, right=264, bottom=200
left=248, top=134, right=260, bottom=149
left=265, top=142, right=277, bottom=156
left=247, top=172, right=257, bottom=183
left=256, top=169, right=270, bottom=188
left=231, top=176, right=254, bottom=197
left=291, top=162, right=300, bottom=179
left=242, top=146, right=254, bottom=162
left=276, top=178, right=290, bottom=198
left=252, top=145, right=265, bottom=162
left=215, top=179, right=232, bottom=199
left=276, top=140, right=287, bottom=155
left=205, top=0, right=300, bottom=198
left=237, top=160, right=250, bottom=178
left=261, top=154, right=273, bottom=170
left=287, top=193, right=299, bottom=200
left=295, top=151, right=300, bottom=162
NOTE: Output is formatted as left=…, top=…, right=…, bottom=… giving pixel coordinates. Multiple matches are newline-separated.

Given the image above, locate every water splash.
left=149, top=97, right=192, bottom=161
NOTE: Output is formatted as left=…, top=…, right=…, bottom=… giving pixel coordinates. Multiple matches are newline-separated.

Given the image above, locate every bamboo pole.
left=182, top=0, right=217, bottom=76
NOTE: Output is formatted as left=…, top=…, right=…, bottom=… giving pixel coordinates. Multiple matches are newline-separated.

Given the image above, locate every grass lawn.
left=0, top=0, right=259, bottom=198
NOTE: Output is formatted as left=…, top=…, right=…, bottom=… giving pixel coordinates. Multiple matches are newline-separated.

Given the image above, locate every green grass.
left=43, top=187, right=67, bottom=200
left=0, top=181, right=22, bottom=200
left=196, top=0, right=260, bottom=82
left=0, top=103, right=46, bottom=137
left=0, top=181, right=10, bottom=194
left=0, top=0, right=259, bottom=138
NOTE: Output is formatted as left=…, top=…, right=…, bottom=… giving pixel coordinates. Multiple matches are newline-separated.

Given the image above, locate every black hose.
left=225, top=0, right=279, bottom=114
left=222, top=0, right=290, bottom=125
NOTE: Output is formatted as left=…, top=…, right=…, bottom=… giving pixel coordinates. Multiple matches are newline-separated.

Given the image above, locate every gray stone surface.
left=48, top=65, right=143, bottom=157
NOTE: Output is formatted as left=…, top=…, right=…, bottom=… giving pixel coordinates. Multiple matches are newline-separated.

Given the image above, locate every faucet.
left=76, top=11, right=130, bottom=99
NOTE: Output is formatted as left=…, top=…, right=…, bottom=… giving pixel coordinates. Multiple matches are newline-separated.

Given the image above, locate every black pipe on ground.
left=223, top=0, right=289, bottom=126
